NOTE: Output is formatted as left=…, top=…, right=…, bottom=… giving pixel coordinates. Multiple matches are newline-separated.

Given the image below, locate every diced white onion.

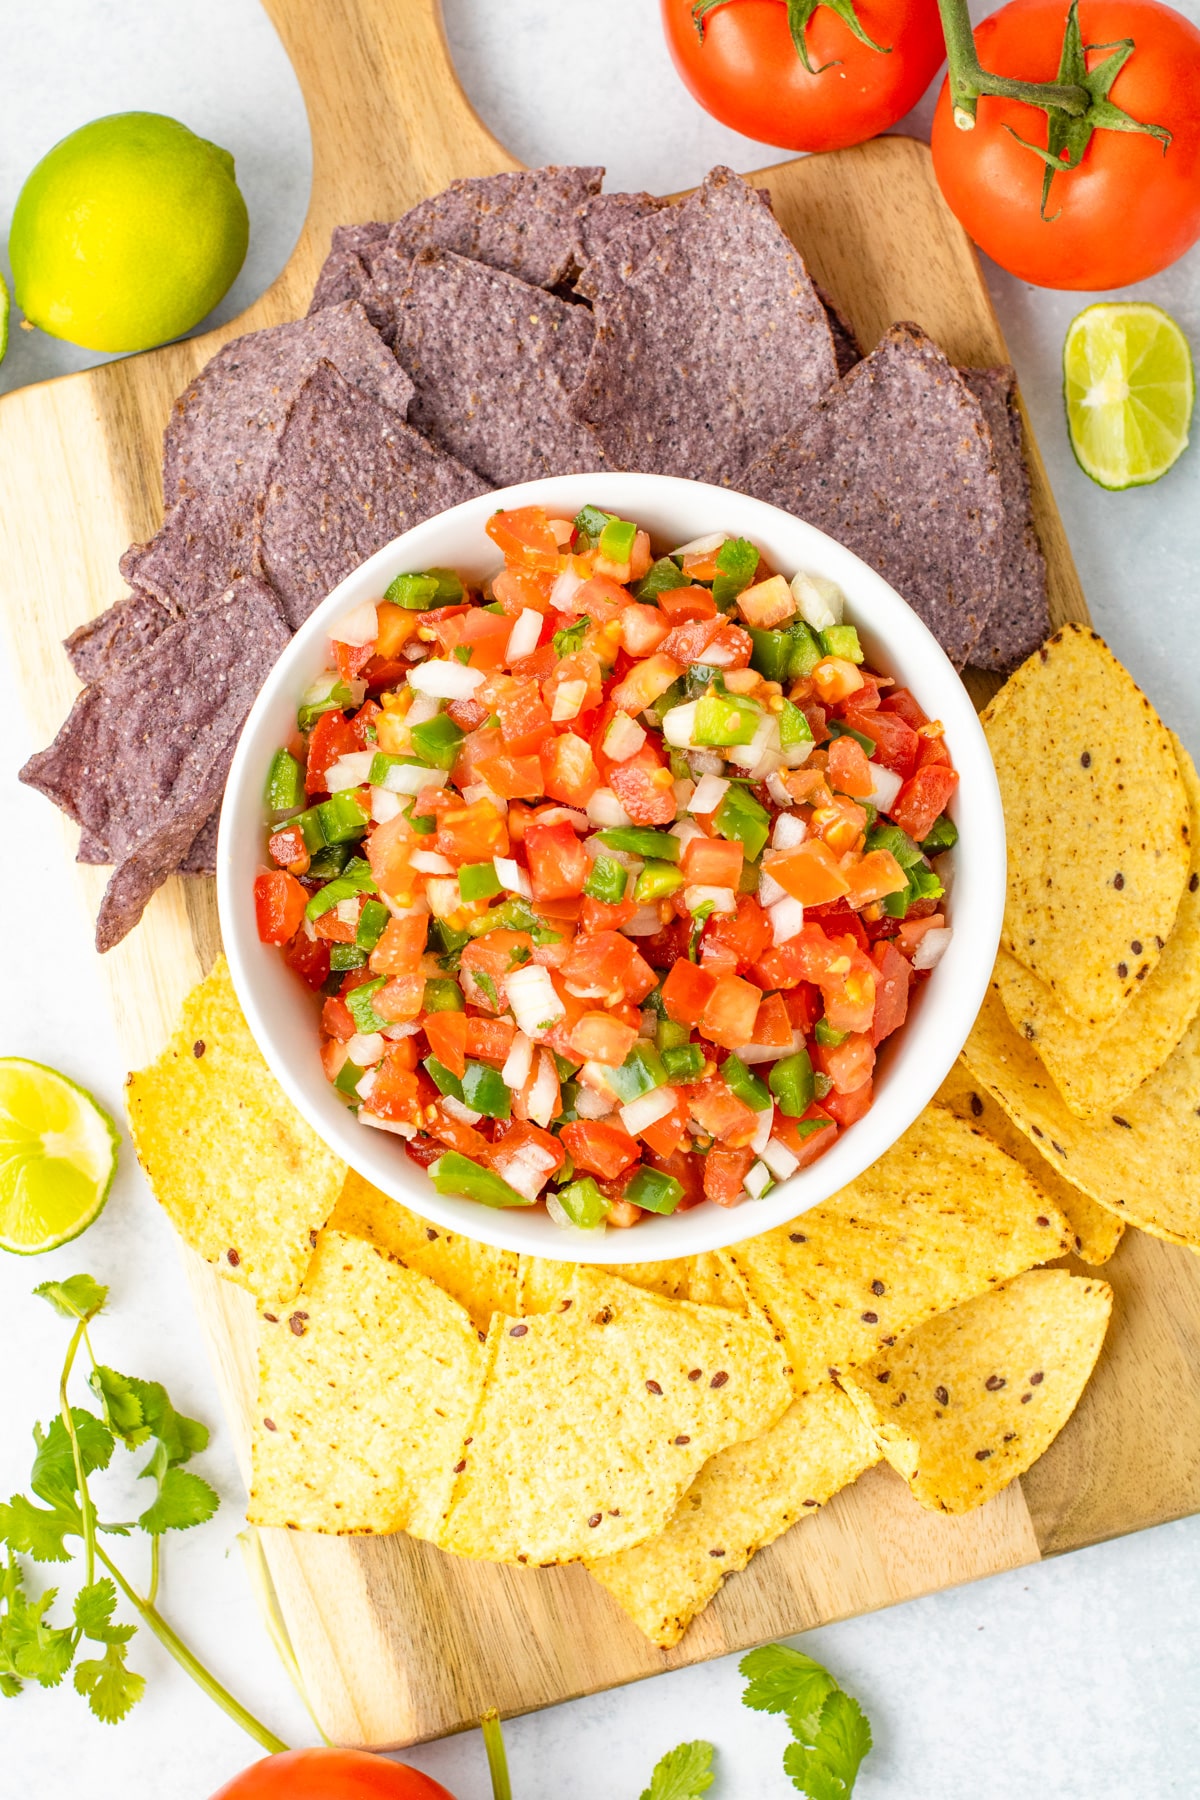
left=442, top=1094, right=484, bottom=1126
left=574, top=1082, right=616, bottom=1119
left=354, top=1067, right=378, bottom=1103
left=550, top=564, right=585, bottom=610
left=333, top=599, right=379, bottom=647
left=768, top=895, right=805, bottom=946
left=526, top=1051, right=560, bottom=1128
left=726, top=713, right=780, bottom=771
left=461, top=781, right=507, bottom=814
left=619, top=1085, right=678, bottom=1137
left=370, top=787, right=404, bottom=823
left=405, top=692, right=442, bottom=728
left=759, top=866, right=788, bottom=906
left=663, top=701, right=699, bottom=748
left=689, top=774, right=730, bottom=815
left=495, top=857, right=532, bottom=899
left=335, top=896, right=362, bottom=926
left=672, top=532, right=726, bottom=557
left=673, top=777, right=696, bottom=811
left=622, top=905, right=663, bottom=936
left=494, top=1141, right=557, bottom=1200
left=772, top=812, right=807, bottom=851
left=501, top=1031, right=534, bottom=1091
left=703, top=639, right=739, bottom=668
left=684, top=884, right=737, bottom=916
left=381, top=762, right=436, bottom=795
left=550, top=679, right=589, bottom=722
left=749, top=1105, right=774, bottom=1156
left=669, top=818, right=704, bottom=851
left=687, top=749, right=726, bottom=777
left=762, top=1136, right=800, bottom=1181
left=381, top=1021, right=421, bottom=1039
left=913, top=926, right=953, bottom=971
left=743, top=1160, right=772, bottom=1199
left=738, top=1042, right=781, bottom=1065
left=407, top=658, right=485, bottom=699
left=358, top=1111, right=415, bottom=1138
left=424, top=877, right=462, bottom=919
left=587, top=787, right=632, bottom=829
left=766, top=770, right=792, bottom=809
left=302, top=915, right=318, bottom=941
left=505, top=607, right=542, bottom=664
left=325, top=750, right=375, bottom=791
left=865, top=763, right=904, bottom=814
left=410, top=849, right=454, bottom=875
left=507, top=963, right=564, bottom=1037
left=403, top=640, right=429, bottom=661
left=346, top=1032, right=386, bottom=1066
left=603, top=712, right=647, bottom=762
left=790, top=571, right=844, bottom=631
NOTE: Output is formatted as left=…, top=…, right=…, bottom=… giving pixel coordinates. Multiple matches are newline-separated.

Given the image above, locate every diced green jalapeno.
left=316, top=789, right=371, bottom=845
left=423, top=977, right=465, bottom=1013
left=552, top=1050, right=582, bottom=1080
left=424, top=1056, right=465, bottom=1101
left=814, top=1018, right=847, bottom=1048
left=356, top=898, right=390, bottom=952
left=920, top=813, right=959, bottom=856
left=786, top=620, right=823, bottom=680
left=297, top=673, right=359, bottom=732
left=385, top=568, right=464, bottom=609
left=265, top=748, right=305, bottom=813
left=584, top=856, right=629, bottom=904
left=330, top=944, right=368, bottom=971
left=368, top=751, right=424, bottom=787
left=685, top=662, right=725, bottom=698
left=749, top=628, right=793, bottom=684
left=739, top=857, right=761, bottom=894
left=573, top=505, right=613, bottom=545
left=410, top=713, right=464, bottom=770
left=598, top=517, right=637, bottom=564
left=652, top=680, right=688, bottom=720
left=554, top=1176, right=607, bottom=1229
left=634, top=860, right=683, bottom=903
left=881, top=858, right=945, bottom=920
left=662, top=1043, right=705, bottom=1083
left=459, top=860, right=502, bottom=902
left=655, top=1018, right=690, bottom=1052
left=304, top=857, right=378, bottom=920
left=693, top=693, right=761, bottom=748
left=333, top=1058, right=366, bottom=1099
left=608, top=1043, right=669, bottom=1103
left=713, top=786, right=770, bottom=862
left=819, top=623, right=864, bottom=664
left=768, top=1049, right=815, bottom=1117
left=634, top=557, right=689, bottom=603
left=777, top=698, right=814, bottom=751
left=623, top=1166, right=683, bottom=1215
left=827, top=718, right=876, bottom=756
left=462, top=1061, right=511, bottom=1120
left=403, top=803, right=437, bottom=836
left=795, top=1114, right=835, bottom=1140
left=722, top=1053, right=772, bottom=1111
left=294, top=806, right=328, bottom=853
left=813, top=1072, right=834, bottom=1100
left=430, top=1150, right=532, bottom=1208
left=308, top=842, right=352, bottom=879
left=712, top=537, right=759, bottom=610
left=346, top=976, right=391, bottom=1035
left=596, top=827, right=681, bottom=862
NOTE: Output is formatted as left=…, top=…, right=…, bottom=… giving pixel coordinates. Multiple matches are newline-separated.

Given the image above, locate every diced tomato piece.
left=844, top=704, right=918, bottom=778
left=370, top=913, right=428, bottom=975
left=253, top=869, right=308, bottom=945
left=579, top=894, right=639, bottom=934
left=699, top=938, right=740, bottom=981
left=436, top=796, right=509, bottom=864
left=609, top=743, right=676, bottom=826
left=704, top=623, right=754, bottom=669
left=525, top=819, right=589, bottom=900
left=320, top=995, right=356, bottom=1042
left=812, top=657, right=865, bottom=704
left=497, top=679, right=554, bottom=756
left=639, top=915, right=692, bottom=970
left=268, top=824, right=308, bottom=870
left=881, top=686, right=929, bottom=729
left=814, top=1031, right=875, bottom=1095
left=686, top=1077, right=758, bottom=1146
left=661, top=959, right=718, bottom=1027
left=476, top=753, right=545, bottom=800
left=367, top=1051, right=423, bottom=1126
left=531, top=892, right=584, bottom=926
left=658, top=586, right=718, bottom=624
left=373, top=974, right=424, bottom=1022
left=562, top=930, right=656, bottom=1005
left=658, top=615, right=723, bottom=665
left=891, top=765, right=959, bottom=841
left=427, top=1103, right=491, bottom=1158
left=706, top=894, right=772, bottom=970
left=610, top=654, right=682, bottom=714
left=458, top=933, right=530, bottom=1013
left=824, top=1078, right=874, bottom=1127
left=845, top=849, right=908, bottom=909
left=680, top=546, right=723, bottom=582
left=541, top=733, right=600, bottom=808
left=491, top=566, right=556, bottom=615
left=486, top=505, right=560, bottom=570
left=774, top=1106, right=839, bottom=1167
left=282, top=928, right=330, bottom=990
left=569, top=575, right=630, bottom=624
left=560, top=1118, right=640, bottom=1180
left=638, top=1091, right=691, bottom=1161
left=895, top=912, right=945, bottom=958
left=450, top=724, right=505, bottom=792
left=620, top=604, right=670, bottom=658
left=783, top=983, right=822, bottom=1032
left=807, top=898, right=870, bottom=952
left=487, top=1121, right=565, bottom=1192
left=366, top=814, right=419, bottom=905
left=443, top=607, right=514, bottom=671
left=569, top=1011, right=640, bottom=1067
left=404, top=1134, right=443, bottom=1171
left=544, top=649, right=605, bottom=721
left=704, top=1145, right=756, bottom=1207
left=464, top=1015, right=516, bottom=1065
left=822, top=947, right=878, bottom=1036
left=305, top=711, right=358, bottom=796
left=916, top=732, right=953, bottom=770
left=811, top=795, right=869, bottom=856
left=314, top=908, right=357, bottom=943
left=424, top=1009, right=468, bottom=1078
left=827, top=734, right=875, bottom=798
left=699, top=975, right=763, bottom=1051
left=870, top=941, right=912, bottom=1046
left=334, top=639, right=375, bottom=683
left=752, top=990, right=793, bottom=1047
left=768, top=840, right=852, bottom=905
left=681, top=835, right=744, bottom=888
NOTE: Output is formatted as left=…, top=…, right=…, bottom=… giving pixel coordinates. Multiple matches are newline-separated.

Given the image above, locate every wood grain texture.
left=1, top=0, right=1196, bottom=1749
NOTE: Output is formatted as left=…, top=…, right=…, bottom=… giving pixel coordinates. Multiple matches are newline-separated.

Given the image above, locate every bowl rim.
left=218, top=471, right=1005, bottom=1263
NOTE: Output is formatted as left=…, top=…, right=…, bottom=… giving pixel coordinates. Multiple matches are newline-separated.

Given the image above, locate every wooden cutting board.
left=2, top=0, right=1199, bottom=1749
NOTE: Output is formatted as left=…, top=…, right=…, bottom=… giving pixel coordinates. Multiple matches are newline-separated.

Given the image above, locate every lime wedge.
left=0, top=270, right=8, bottom=365
left=0, top=1059, right=119, bottom=1254
left=1064, top=302, right=1194, bottom=490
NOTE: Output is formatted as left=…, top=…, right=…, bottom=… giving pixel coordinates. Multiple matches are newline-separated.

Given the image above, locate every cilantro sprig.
left=0, top=1274, right=286, bottom=1749
left=741, top=1643, right=872, bottom=1799
left=640, top=1739, right=715, bottom=1800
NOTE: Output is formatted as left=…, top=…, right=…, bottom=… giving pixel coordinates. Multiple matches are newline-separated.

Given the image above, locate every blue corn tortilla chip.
left=258, top=360, right=492, bottom=630
left=571, top=166, right=838, bottom=487
left=574, top=191, right=669, bottom=299
left=959, top=365, right=1051, bottom=674
left=742, top=323, right=1005, bottom=669
left=21, top=578, right=290, bottom=949
left=817, top=284, right=861, bottom=378
left=120, top=488, right=264, bottom=616
left=308, top=222, right=393, bottom=314
left=64, top=588, right=177, bottom=684
left=385, top=166, right=602, bottom=290
left=390, top=250, right=605, bottom=487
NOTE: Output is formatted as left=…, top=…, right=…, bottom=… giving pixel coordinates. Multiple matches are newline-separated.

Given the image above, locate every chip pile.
left=24, top=163, right=1049, bottom=951
left=128, top=960, right=1116, bottom=1649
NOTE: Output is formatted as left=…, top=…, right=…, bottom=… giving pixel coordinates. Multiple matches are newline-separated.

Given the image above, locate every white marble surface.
left=2, top=3, right=1199, bottom=1796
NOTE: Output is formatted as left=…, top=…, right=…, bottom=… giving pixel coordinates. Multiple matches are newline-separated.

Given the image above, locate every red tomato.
left=321, top=996, right=355, bottom=1042
left=476, top=753, right=544, bottom=800
left=638, top=1091, right=693, bottom=1160
left=700, top=973, right=764, bottom=1049
left=579, top=893, right=639, bottom=934
left=681, top=834, right=744, bottom=888
left=814, top=1030, right=876, bottom=1094
left=880, top=686, right=928, bottom=729
left=465, top=1014, right=516, bottom=1065
left=685, top=1076, right=759, bottom=1145
left=870, top=940, right=913, bottom=1044
left=891, top=764, right=959, bottom=841
left=541, top=732, right=600, bottom=808
left=774, top=1106, right=839, bottom=1166
left=436, top=796, right=509, bottom=865
left=824, top=1076, right=875, bottom=1127
left=486, top=505, right=560, bottom=570
left=525, top=820, right=589, bottom=900
left=282, top=928, right=330, bottom=990
left=563, top=930, right=656, bottom=1005
left=931, top=0, right=1200, bottom=288
left=843, top=704, right=918, bottom=778
left=497, top=679, right=553, bottom=756
left=424, top=1009, right=468, bottom=1078
left=253, top=869, right=308, bottom=945
left=752, top=990, right=794, bottom=1046
left=657, top=586, right=718, bottom=625
left=706, top=894, right=773, bottom=969
left=826, top=733, right=875, bottom=798
left=305, top=711, right=357, bottom=795
left=570, top=1011, right=640, bottom=1066
left=661, top=0, right=944, bottom=151
left=370, top=913, right=428, bottom=975
left=704, top=1144, right=756, bottom=1206
left=209, top=1748, right=458, bottom=1800
left=561, top=1118, right=640, bottom=1179
left=608, top=744, right=677, bottom=826
left=661, top=958, right=719, bottom=1027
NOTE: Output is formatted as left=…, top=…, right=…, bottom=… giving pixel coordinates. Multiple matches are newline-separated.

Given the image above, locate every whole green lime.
left=9, top=112, right=249, bottom=354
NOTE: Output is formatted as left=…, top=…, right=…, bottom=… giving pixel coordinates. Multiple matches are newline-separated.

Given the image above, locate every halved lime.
left=0, top=1059, right=119, bottom=1254
left=1064, top=302, right=1194, bottom=491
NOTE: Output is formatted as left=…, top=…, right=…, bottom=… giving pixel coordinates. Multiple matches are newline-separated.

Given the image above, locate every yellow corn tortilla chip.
left=964, top=983, right=1200, bottom=1248
left=935, top=1059, right=1122, bottom=1266
left=330, top=1169, right=518, bottom=1330
left=604, top=1258, right=693, bottom=1299
left=992, top=734, right=1200, bottom=1118
left=586, top=1383, right=878, bottom=1647
left=727, top=1106, right=1071, bottom=1389
left=438, top=1268, right=793, bottom=1566
left=983, top=624, right=1189, bottom=1029
left=125, top=957, right=346, bottom=1305
left=839, top=1269, right=1111, bottom=1514
left=248, top=1229, right=486, bottom=1538
left=515, top=1255, right=693, bottom=1317
left=686, top=1251, right=749, bottom=1311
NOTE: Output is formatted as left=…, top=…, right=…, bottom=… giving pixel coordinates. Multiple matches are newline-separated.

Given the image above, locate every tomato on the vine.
left=660, top=0, right=946, bottom=153
left=209, top=1748, right=458, bottom=1800
left=931, top=0, right=1200, bottom=288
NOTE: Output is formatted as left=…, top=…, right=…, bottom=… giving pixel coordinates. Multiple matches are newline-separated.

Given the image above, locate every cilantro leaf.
left=474, top=970, right=500, bottom=1011
left=639, top=1740, right=715, bottom=1800
left=73, top=1641, right=146, bottom=1724
left=33, top=1275, right=108, bottom=1323
left=137, top=1467, right=219, bottom=1537
left=126, top=1379, right=209, bottom=1465
left=740, top=1643, right=836, bottom=1724
left=1, top=1495, right=79, bottom=1563
left=741, top=1645, right=872, bottom=1800
left=552, top=617, right=589, bottom=658
left=74, top=1579, right=134, bottom=1646
left=1, top=1578, right=74, bottom=1687
left=88, top=1367, right=147, bottom=1447
left=31, top=1411, right=114, bottom=1506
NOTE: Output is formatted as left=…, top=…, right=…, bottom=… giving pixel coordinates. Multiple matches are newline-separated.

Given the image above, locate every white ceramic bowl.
left=218, top=473, right=1004, bottom=1262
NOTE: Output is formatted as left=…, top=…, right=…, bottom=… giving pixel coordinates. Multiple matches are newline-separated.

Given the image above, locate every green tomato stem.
left=935, top=0, right=1089, bottom=126
left=93, top=1542, right=290, bottom=1754
left=481, top=1708, right=513, bottom=1800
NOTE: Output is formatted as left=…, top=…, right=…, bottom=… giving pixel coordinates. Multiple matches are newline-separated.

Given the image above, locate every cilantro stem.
left=58, top=1319, right=97, bottom=1589
left=92, top=1543, right=289, bottom=1754
left=147, top=1536, right=160, bottom=1608
left=935, top=0, right=1089, bottom=127
left=480, top=1708, right=512, bottom=1800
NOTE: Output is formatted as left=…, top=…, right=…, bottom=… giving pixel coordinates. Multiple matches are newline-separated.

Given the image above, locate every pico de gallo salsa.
left=254, top=505, right=959, bottom=1229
